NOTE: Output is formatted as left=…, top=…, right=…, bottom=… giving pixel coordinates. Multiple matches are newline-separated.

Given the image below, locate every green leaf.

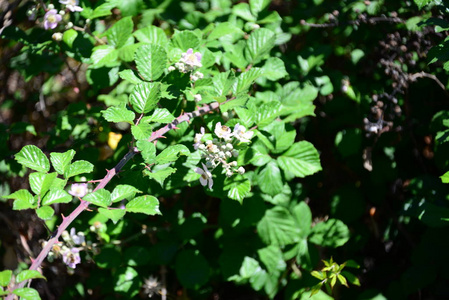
left=0, top=270, right=12, bottom=286
left=29, top=172, right=57, bottom=196
left=223, top=176, right=251, bottom=204
left=50, top=150, right=75, bottom=175
left=171, top=31, right=200, bottom=51
left=118, top=69, right=143, bottom=84
left=91, top=45, right=119, bottom=67
left=232, top=3, right=256, bottom=22
left=250, top=0, right=271, bottom=15
left=277, top=141, right=322, bottom=178
left=111, top=185, right=141, bottom=203
left=42, top=189, right=72, bottom=205
left=113, top=266, right=139, bottom=294
left=257, top=161, right=284, bottom=196
left=207, top=22, right=244, bottom=41
left=126, top=195, right=161, bottom=215
left=245, top=28, right=276, bottom=64
left=98, top=208, right=126, bottom=224
left=136, top=140, right=156, bottom=165
left=142, top=108, right=175, bottom=123
left=309, top=219, right=350, bottom=248
left=261, top=57, right=288, bottom=81
left=83, top=189, right=112, bottom=208
left=175, top=250, right=210, bottom=289
left=118, top=40, right=141, bottom=62
left=6, top=189, right=37, bottom=210
left=102, top=105, right=135, bottom=124
left=234, top=68, right=264, bottom=94
left=16, top=270, right=46, bottom=283
left=135, top=44, right=167, bottom=81
left=257, top=206, right=300, bottom=246
left=441, top=170, right=449, bottom=183
left=257, top=245, right=286, bottom=275
left=292, top=202, right=312, bottom=238
left=62, top=29, right=77, bottom=48
left=414, top=0, right=432, bottom=9
left=133, top=25, right=168, bottom=48
left=106, top=16, right=133, bottom=48
left=155, top=145, right=190, bottom=164
left=129, top=82, right=161, bottom=114
left=12, top=287, right=41, bottom=300
left=144, top=167, right=176, bottom=186
left=234, top=107, right=255, bottom=128
left=15, top=145, right=50, bottom=173
left=36, top=206, right=55, bottom=220
left=131, top=123, right=152, bottom=140
left=255, top=101, right=282, bottom=128
left=65, top=160, right=94, bottom=179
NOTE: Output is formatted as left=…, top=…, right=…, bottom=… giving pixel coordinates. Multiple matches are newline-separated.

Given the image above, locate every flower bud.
left=48, top=4, right=55, bottom=10
left=237, top=167, right=245, bottom=174
left=52, top=32, right=63, bottom=41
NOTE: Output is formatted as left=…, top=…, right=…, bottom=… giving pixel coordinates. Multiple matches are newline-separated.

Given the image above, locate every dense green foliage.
left=1, top=0, right=449, bottom=299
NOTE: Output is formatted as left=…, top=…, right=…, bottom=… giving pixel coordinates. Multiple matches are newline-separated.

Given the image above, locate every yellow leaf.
left=108, top=132, right=122, bottom=150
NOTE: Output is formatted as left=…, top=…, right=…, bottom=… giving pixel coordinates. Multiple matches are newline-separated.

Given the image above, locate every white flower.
left=68, top=183, right=88, bottom=197
left=180, top=48, right=202, bottom=68
left=195, top=163, right=213, bottom=189
left=143, top=276, right=160, bottom=298
left=191, top=71, right=204, bottom=81
left=193, top=127, right=205, bottom=150
left=168, top=66, right=176, bottom=72
left=59, top=0, right=83, bottom=12
left=62, top=247, right=81, bottom=269
left=194, top=94, right=202, bottom=102
left=70, top=228, right=85, bottom=245
left=233, top=123, right=254, bottom=143
left=214, top=122, right=233, bottom=141
left=43, top=9, right=62, bottom=30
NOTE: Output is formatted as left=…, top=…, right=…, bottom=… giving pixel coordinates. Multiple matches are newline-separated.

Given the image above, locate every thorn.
left=30, top=257, right=35, bottom=263
left=61, top=214, right=67, bottom=220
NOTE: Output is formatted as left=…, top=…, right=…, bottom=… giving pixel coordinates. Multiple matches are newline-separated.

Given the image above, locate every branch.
left=6, top=101, right=221, bottom=297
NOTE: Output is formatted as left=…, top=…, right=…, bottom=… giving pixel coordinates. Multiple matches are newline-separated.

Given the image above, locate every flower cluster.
left=41, top=1, right=82, bottom=32
left=170, top=48, right=204, bottom=81
left=44, top=228, right=85, bottom=269
left=194, top=122, right=253, bottom=189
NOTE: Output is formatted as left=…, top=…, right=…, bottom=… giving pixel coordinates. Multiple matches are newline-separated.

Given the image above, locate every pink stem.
left=7, top=101, right=221, bottom=297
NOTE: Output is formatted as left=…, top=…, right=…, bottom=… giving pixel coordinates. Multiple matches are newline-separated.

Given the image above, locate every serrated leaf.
left=136, top=140, right=156, bottom=165
left=119, top=69, right=143, bottom=84
left=207, top=22, right=244, bottom=41
left=441, top=170, right=449, bottom=183
left=0, top=270, right=12, bottom=286
left=257, top=245, right=286, bottom=275
left=29, top=172, right=57, bottom=196
left=144, top=167, right=176, bottom=186
left=126, top=195, right=161, bottom=215
left=6, top=189, right=36, bottom=210
left=106, top=16, right=133, bottom=48
left=261, top=57, right=288, bottom=81
left=15, top=145, right=50, bottom=173
left=257, top=206, right=300, bottom=246
left=50, top=150, right=75, bottom=175
left=232, top=3, right=256, bottom=22
left=257, top=161, right=283, bottom=196
left=42, top=189, right=72, bottom=205
left=83, top=189, right=112, bottom=208
left=223, top=176, right=251, bottom=204
left=129, top=82, right=161, bottom=114
left=255, top=101, right=282, bottom=128
left=98, top=208, right=126, bottom=224
left=135, top=44, right=167, bottom=81
left=249, top=0, right=270, bottom=15
left=111, top=185, right=141, bottom=203
left=65, top=160, right=94, bottom=179
left=292, top=202, right=312, bottom=238
left=102, top=106, right=135, bottom=124
left=171, top=31, right=200, bottom=51
left=277, top=141, right=322, bottom=178
left=245, top=28, right=276, bottom=64
left=12, top=287, right=41, bottom=300
left=91, top=45, right=118, bottom=67
left=414, top=0, right=432, bottom=9
left=36, top=206, right=55, bottom=220
left=118, top=41, right=141, bottom=62
left=234, top=68, right=263, bottom=94
left=16, top=270, right=46, bottom=283
left=143, top=108, right=175, bottom=123
left=133, top=25, right=168, bottom=48
left=155, top=145, right=190, bottom=164
left=131, top=123, right=152, bottom=140
left=309, top=219, right=350, bottom=248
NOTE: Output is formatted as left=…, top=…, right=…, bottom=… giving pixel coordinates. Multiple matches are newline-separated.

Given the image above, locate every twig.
left=6, top=101, right=222, bottom=298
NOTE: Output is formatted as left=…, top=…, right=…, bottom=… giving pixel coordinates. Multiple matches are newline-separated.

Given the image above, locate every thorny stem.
left=6, top=101, right=221, bottom=298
